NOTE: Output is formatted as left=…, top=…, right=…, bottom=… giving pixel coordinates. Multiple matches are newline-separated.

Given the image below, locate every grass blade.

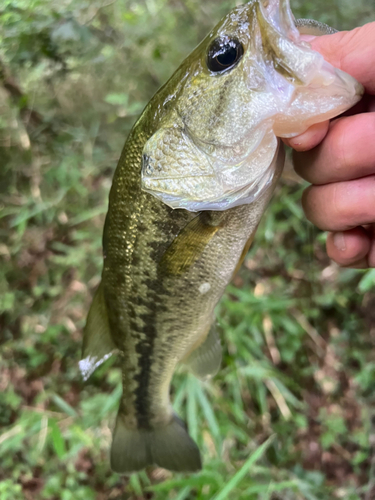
left=129, top=474, right=143, bottom=496
left=50, top=394, right=78, bottom=418
left=49, top=418, right=66, bottom=459
left=173, top=486, right=191, bottom=500
left=194, top=383, right=221, bottom=448
left=211, top=435, right=275, bottom=500
left=186, top=375, right=198, bottom=442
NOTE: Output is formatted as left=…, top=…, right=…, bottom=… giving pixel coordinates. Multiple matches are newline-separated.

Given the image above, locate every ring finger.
left=302, top=175, right=375, bottom=231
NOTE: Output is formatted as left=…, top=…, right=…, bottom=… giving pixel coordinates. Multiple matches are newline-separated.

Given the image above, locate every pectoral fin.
left=79, top=282, right=117, bottom=381
left=183, top=324, right=222, bottom=380
left=159, top=214, right=222, bottom=277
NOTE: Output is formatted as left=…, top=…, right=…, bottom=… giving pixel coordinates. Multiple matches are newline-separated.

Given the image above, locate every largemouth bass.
left=81, top=0, right=362, bottom=473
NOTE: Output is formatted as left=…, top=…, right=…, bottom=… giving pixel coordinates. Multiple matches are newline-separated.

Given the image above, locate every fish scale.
left=80, top=0, right=362, bottom=473
left=104, top=122, right=194, bottom=431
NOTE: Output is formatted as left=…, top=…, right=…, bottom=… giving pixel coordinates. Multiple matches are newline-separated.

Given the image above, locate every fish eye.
left=206, top=37, right=244, bottom=74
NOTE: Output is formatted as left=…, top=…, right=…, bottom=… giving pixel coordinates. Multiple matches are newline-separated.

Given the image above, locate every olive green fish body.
left=81, top=0, right=362, bottom=474
left=102, top=100, right=284, bottom=446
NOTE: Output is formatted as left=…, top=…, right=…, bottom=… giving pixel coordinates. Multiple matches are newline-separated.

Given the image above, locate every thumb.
left=308, top=22, right=375, bottom=95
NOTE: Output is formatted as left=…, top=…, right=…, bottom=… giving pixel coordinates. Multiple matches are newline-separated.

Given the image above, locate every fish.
left=80, top=0, right=362, bottom=474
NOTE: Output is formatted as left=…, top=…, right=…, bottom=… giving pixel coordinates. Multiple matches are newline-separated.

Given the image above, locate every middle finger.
left=294, top=112, right=375, bottom=185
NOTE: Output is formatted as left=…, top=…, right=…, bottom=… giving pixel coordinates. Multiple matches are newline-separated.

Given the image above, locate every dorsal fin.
left=295, top=19, right=337, bottom=36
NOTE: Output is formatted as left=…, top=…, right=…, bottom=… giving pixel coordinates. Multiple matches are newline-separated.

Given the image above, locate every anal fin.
left=79, top=282, right=117, bottom=381
left=183, top=324, right=222, bottom=380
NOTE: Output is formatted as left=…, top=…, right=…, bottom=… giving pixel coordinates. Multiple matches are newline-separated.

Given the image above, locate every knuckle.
left=301, top=186, right=313, bottom=219
left=368, top=113, right=375, bottom=141
left=302, top=186, right=326, bottom=227
left=293, top=151, right=315, bottom=182
left=331, top=178, right=375, bottom=229
left=331, top=183, right=352, bottom=227
left=293, top=152, right=304, bottom=176
left=328, top=120, right=351, bottom=174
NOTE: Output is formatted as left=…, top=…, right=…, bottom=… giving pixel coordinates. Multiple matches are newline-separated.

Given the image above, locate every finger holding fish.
left=286, top=23, right=375, bottom=268
left=326, top=227, right=373, bottom=269
left=284, top=121, right=330, bottom=152
left=302, top=176, right=375, bottom=232
left=294, top=113, right=375, bottom=185
left=285, top=23, right=375, bottom=151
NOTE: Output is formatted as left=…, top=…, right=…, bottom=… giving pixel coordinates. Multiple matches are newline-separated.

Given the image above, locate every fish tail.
left=110, top=414, right=202, bottom=473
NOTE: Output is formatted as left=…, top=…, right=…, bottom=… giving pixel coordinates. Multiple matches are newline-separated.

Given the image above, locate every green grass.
left=1, top=0, right=375, bottom=499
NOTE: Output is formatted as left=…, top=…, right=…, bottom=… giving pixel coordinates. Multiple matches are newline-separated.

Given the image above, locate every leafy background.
left=1, top=0, right=375, bottom=499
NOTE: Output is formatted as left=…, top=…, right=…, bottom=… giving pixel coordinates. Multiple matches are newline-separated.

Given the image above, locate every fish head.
left=141, top=0, right=363, bottom=211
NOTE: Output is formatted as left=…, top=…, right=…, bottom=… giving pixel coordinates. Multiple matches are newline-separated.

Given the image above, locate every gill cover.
left=141, top=0, right=363, bottom=212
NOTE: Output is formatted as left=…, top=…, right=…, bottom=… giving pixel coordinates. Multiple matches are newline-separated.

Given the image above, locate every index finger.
left=284, top=23, right=375, bottom=152
left=309, top=23, right=375, bottom=95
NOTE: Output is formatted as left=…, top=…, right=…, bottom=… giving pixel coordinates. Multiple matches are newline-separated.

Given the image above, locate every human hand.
left=284, top=22, right=375, bottom=268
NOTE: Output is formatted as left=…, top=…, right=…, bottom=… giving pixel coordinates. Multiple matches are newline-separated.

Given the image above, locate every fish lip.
left=257, top=0, right=300, bottom=41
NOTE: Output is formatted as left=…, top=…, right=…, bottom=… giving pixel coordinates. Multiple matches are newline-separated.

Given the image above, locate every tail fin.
left=110, top=414, right=202, bottom=473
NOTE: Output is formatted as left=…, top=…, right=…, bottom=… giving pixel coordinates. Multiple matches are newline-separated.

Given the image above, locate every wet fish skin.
left=80, top=1, right=363, bottom=474
left=104, top=130, right=284, bottom=471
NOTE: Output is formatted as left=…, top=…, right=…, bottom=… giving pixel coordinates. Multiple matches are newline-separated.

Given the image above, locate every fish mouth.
left=141, top=0, right=364, bottom=212
left=254, top=0, right=325, bottom=87
left=248, top=0, right=364, bottom=138
left=257, top=0, right=300, bottom=43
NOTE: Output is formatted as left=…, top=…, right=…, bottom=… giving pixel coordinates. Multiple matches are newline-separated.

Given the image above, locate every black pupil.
left=217, top=45, right=237, bottom=66
left=207, top=37, right=243, bottom=73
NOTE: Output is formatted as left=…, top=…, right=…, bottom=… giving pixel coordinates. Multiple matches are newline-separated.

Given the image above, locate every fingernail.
left=333, top=232, right=346, bottom=252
